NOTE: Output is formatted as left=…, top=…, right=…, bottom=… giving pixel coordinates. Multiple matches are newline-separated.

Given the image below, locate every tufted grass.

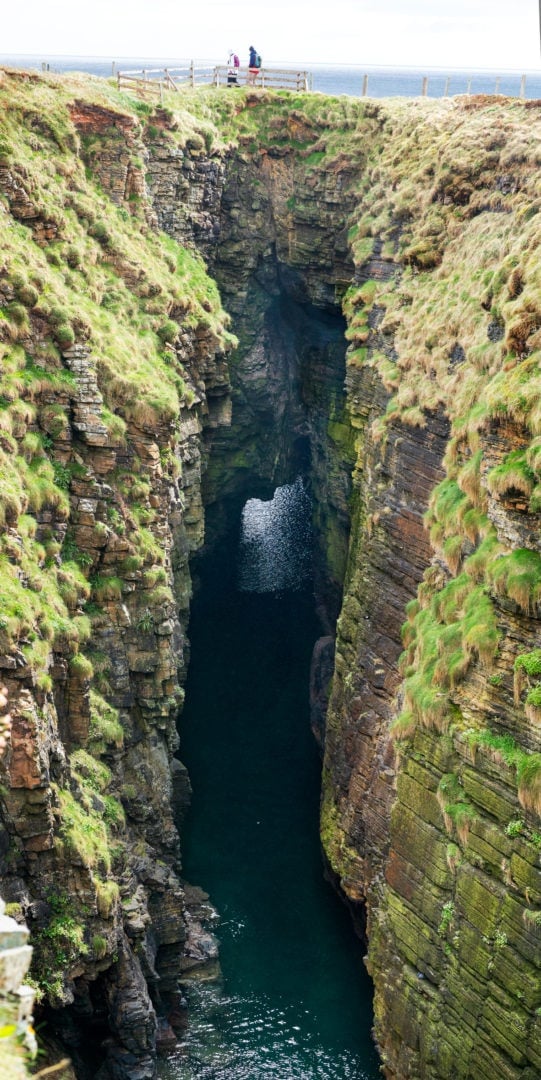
left=487, top=449, right=537, bottom=499
left=395, top=566, right=500, bottom=741
left=468, top=729, right=541, bottom=818
left=487, top=548, right=541, bottom=614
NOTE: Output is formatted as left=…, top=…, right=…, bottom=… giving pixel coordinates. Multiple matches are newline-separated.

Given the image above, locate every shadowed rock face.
left=311, top=105, right=541, bottom=1079
left=2, top=74, right=541, bottom=1080
left=147, top=98, right=541, bottom=1080
left=0, top=83, right=357, bottom=1079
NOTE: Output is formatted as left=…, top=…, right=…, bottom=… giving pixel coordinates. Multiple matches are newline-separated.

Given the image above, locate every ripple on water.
left=160, top=476, right=379, bottom=1080
left=159, top=983, right=373, bottom=1079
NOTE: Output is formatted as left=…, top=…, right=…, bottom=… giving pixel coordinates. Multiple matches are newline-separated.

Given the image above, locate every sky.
left=2, top=0, right=540, bottom=71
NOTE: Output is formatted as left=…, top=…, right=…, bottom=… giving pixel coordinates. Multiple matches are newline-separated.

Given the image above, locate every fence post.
left=444, top=76, right=450, bottom=96
left=362, top=73, right=368, bottom=96
left=520, top=74, right=526, bottom=98
left=159, top=81, right=164, bottom=105
left=303, top=72, right=308, bottom=91
left=111, top=61, right=116, bottom=77
left=190, top=60, right=195, bottom=87
left=495, top=76, right=500, bottom=94
left=466, top=78, right=472, bottom=94
left=117, top=72, right=121, bottom=91
left=143, top=69, right=147, bottom=82
left=422, top=76, right=428, bottom=97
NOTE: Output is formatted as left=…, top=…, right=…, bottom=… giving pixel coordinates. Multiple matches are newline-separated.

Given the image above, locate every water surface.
left=160, top=480, right=379, bottom=1079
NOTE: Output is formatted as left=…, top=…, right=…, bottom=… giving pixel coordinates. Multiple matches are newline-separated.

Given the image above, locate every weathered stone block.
left=0, top=944, right=32, bottom=993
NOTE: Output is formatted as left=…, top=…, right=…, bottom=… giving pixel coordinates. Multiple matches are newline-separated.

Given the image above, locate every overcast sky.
left=3, top=0, right=540, bottom=70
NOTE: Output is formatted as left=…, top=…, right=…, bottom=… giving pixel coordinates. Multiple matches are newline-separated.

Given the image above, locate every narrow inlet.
left=161, top=480, right=379, bottom=1079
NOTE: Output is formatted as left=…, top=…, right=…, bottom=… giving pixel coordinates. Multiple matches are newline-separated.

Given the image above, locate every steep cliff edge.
left=319, top=97, right=541, bottom=1077
left=1, top=68, right=541, bottom=1080
left=0, top=70, right=233, bottom=1078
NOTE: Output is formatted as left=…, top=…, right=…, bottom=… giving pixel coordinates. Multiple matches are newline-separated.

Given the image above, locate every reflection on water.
left=238, top=477, right=312, bottom=593
left=159, top=983, right=371, bottom=1079
left=161, top=478, right=379, bottom=1080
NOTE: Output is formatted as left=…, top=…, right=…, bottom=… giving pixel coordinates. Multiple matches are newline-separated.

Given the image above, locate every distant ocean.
left=1, top=54, right=541, bottom=100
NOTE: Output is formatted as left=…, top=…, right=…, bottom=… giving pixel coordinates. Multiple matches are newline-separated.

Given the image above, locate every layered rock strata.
left=1, top=70, right=541, bottom=1080
left=319, top=97, right=541, bottom=1078
left=0, top=71, right=231, bottom=1079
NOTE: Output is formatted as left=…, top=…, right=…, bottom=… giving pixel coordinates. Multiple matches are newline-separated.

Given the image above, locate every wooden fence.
left=360, top=72, right=528, bottom=98
left=117, top=63, right=214, bottom=99
left=117, top=65, right=530, bottom=102
left=213, top=66, right=311, bottom=90
left=117, top=64, right=311, bottom=99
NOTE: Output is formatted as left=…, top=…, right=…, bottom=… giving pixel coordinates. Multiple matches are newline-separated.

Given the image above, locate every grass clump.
left=389, top=709, right=417, bottom=741
left=437, top=772, right=478, bottom=844
left=487, top=548, right=541, bottom=614
left=56, top=786, right=111, bottom=872
left=487, top=449, right=536, bottom=500
left=92, top=933, right=108, bottom=960
left=69, top=748, right=111, bottom=792
left=29, top=891, right=88, bottom=1005
left=514, top=650, right=541, bottom=719
left=69, top=652, right=94, bottom=682
left=94, top=877, right=120, bottom=919
left=396, top=570, right=500, bottom=739
left=88, top=689, right=124, bottom=750
left=466, top=728, right=541, bottom=818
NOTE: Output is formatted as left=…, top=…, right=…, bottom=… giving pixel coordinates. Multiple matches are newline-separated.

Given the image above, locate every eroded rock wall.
left=3, top=71, right=541, bottom=1080
left=0, top=73, right=231, bottom=1079
left=319, top=96, right=541, bottom=1078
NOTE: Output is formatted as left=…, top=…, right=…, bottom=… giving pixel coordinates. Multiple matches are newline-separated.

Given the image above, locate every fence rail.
left=117, top=64, right=311, bottom=98
left=213, top=66, right=311, bottom=90
left=117, top=73, right=163, bottom=100
left=116, top=64, right=531, bottom=102
left=117, top=63, right=213, bottom=99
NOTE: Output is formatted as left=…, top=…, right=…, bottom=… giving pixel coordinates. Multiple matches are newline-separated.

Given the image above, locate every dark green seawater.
left=160, top=481, right=379, bottom=1079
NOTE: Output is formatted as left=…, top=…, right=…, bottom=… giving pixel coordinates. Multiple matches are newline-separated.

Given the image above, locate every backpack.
left=255, top=53, right=262, bottom=68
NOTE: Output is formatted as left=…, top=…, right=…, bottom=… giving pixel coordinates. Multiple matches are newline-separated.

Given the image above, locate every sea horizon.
left=1, top=49, right=540, bottom=70
left=1, top=52, right=540, bottom=98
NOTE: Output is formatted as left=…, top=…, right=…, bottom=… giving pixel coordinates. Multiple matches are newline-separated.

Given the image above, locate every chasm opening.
left=160, top=480, right=379, bottom=1078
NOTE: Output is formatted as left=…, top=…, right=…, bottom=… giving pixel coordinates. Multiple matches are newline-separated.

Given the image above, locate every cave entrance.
left=163, top=483, right=379, bottom=1078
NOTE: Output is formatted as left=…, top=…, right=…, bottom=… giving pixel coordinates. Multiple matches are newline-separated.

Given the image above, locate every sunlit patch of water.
left=158, top=477, right=379, bottom=1080
left=238, top=477, right=312, bottom=593
left=159, top=982, right=374, bottom=1079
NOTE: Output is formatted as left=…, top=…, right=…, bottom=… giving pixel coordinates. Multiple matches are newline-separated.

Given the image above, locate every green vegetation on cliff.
left=0, top=67, right=234, bottom=1007
left=302, top=87, right=541, bottom=1080
left=1, top=65, right=541, bottom=1080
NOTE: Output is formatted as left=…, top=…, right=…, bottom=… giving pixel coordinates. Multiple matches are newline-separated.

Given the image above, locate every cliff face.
left=0, top=70, right=232, bottom=1078
left=143, top=94, right=361, bottom=606
left=319, top=97, right=541, bottom=1078
left=2, top=69, right=541, bottom=1080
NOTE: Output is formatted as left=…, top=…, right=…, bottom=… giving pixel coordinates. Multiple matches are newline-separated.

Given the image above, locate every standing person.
left=227, top=49, right=240, bottom=85
left=248, top=45, right=261, bottom=85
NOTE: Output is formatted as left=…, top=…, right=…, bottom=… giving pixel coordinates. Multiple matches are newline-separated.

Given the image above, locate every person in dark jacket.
left=248, top=45, right=260, bottom=84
